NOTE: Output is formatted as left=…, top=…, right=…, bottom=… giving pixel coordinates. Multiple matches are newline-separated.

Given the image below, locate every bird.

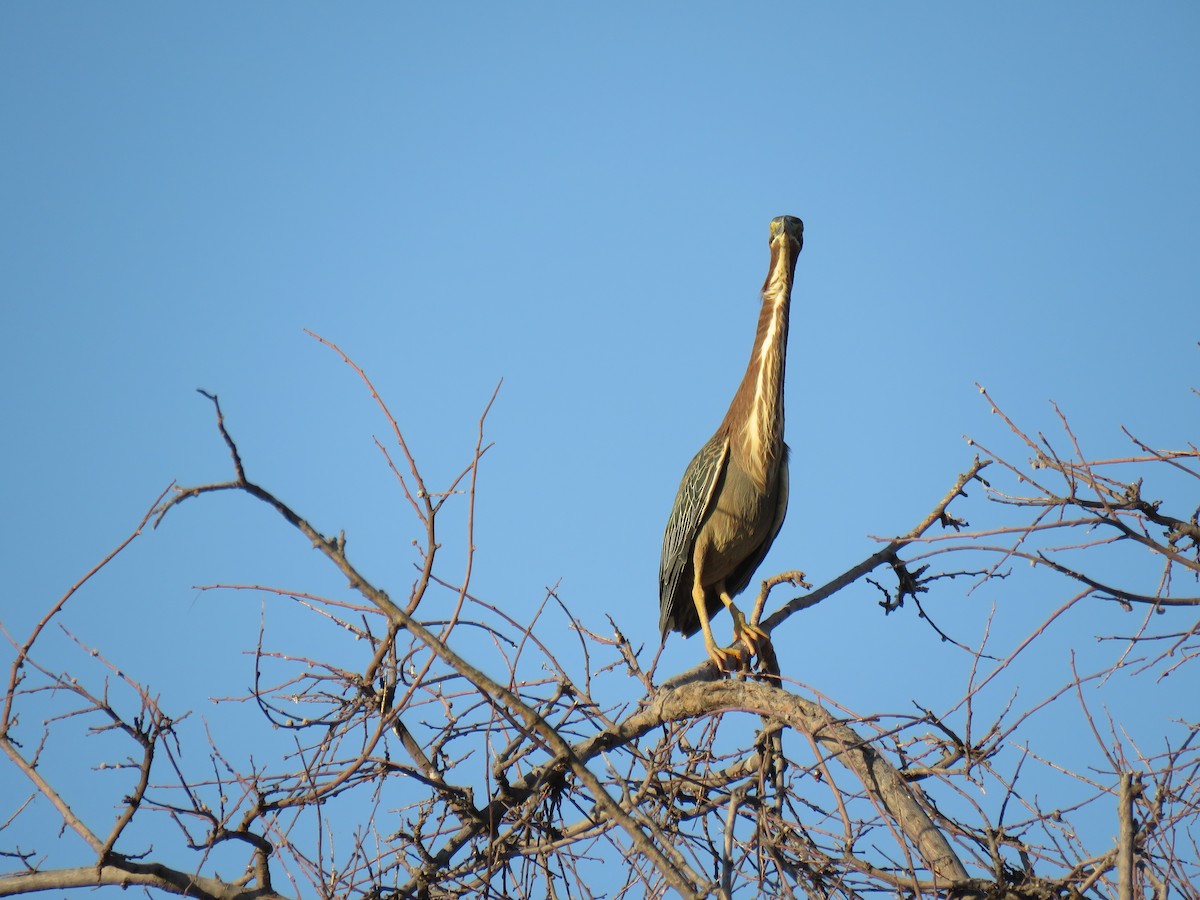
left=658, top=215, right=804, bottom=671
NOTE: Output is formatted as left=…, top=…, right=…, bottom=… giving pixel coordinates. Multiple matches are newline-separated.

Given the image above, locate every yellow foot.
left=729, top=605, right=772, bottom=659
left=703, top=637, right=748, bottom=674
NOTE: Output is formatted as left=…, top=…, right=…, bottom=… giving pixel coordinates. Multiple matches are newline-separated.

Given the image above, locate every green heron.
left=659, top=215, right=804, bottom=671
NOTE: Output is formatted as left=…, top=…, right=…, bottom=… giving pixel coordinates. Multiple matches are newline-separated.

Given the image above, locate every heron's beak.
left=763, top=215, right=804, bottom=297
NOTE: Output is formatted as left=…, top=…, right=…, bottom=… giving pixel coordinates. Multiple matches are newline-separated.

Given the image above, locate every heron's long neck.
left=723, top=243, right=795, bottom=487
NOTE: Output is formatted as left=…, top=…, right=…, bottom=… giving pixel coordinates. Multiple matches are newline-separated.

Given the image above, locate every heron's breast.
left=697, top=455, right=780, bottom=582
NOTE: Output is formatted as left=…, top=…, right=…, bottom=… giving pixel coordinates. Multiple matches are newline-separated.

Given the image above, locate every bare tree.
left=2, top=336, right=1197, bottom=898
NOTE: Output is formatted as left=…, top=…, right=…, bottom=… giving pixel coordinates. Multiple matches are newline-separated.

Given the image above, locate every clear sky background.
left=2, top=3, right=1198, bottom=892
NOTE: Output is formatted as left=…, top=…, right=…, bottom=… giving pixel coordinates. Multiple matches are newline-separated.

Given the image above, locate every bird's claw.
left=729, top=606, right=772, bottom=659
left=704, top=639, right=749, bottom=674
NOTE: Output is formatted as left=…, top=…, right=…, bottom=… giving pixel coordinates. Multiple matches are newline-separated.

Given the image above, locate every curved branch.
left=614, top=681, right=971, bottom=887
left=0, top=860, right=290, bottom=899
left=400, top=677, right=974, bottom=895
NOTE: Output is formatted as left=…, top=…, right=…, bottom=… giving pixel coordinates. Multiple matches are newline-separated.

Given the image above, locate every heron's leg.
left=692, top=557, right=742, bottom=673
left=719, top=590, right=772, bottom=658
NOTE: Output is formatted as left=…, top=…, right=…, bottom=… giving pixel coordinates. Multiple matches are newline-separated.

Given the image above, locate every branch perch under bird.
left=659, top=215, right=804, bottom=672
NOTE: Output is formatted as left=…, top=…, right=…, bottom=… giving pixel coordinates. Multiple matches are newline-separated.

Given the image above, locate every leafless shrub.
left=3, top=339, right=1197, bottom=898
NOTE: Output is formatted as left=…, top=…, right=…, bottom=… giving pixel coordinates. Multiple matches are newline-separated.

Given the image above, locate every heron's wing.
left=724, top=444, right=790, bottom=600
left=658, top=432, right=729, bottom=636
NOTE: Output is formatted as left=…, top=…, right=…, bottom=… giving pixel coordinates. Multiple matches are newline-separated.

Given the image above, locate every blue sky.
left=2, top=3, right=1198, bottom=890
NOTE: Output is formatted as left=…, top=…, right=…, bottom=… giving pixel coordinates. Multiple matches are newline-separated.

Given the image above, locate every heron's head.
left=769, top=215, right=804, bottom=254
left=762, top=215, right=804, bottom=297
